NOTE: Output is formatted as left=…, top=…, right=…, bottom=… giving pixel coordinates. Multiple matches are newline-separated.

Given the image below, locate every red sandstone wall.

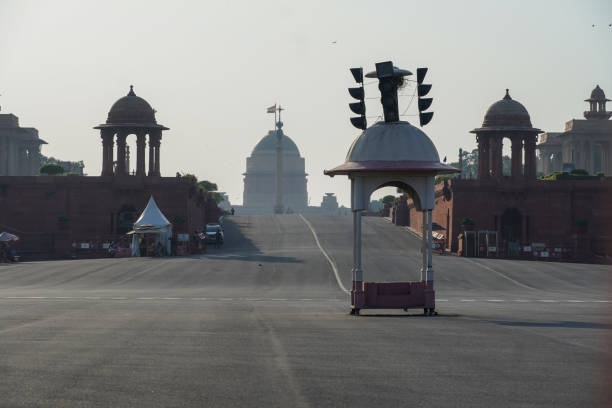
left=0, top=176, right=214, bottom=258
left=404, top=178, right=612, bottom=259
left=406, top=183, right=454, bottom=250
left=449, top=178, right=612, bottom=258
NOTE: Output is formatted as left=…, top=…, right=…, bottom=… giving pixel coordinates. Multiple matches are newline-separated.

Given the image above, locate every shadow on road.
left=490, top=320, right=612, bottom=329
left=355, top=313, right=461, bottom=318
left=203, top=253, right=302, bottom=264
left=217, top=217, right=261, bottom=253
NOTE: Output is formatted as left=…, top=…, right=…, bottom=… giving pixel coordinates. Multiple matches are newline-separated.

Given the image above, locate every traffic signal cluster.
left=347, top=61, right=434, bottom=130
left=416, top=68, right=434, bottom=127
left=348, top=68, right=367, bottom=130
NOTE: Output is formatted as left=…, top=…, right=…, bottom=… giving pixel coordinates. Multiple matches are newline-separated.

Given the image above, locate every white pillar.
left=421, top=211, right=427, bottom=281
left=427, top=209, right=434, bottom=282
left=354, top=210, right=363, bottom=283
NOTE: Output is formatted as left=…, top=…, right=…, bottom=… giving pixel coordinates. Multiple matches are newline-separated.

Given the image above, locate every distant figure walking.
left=215, top=230, right=222, bottom=248
left=231, top=208, right=235, bottom=216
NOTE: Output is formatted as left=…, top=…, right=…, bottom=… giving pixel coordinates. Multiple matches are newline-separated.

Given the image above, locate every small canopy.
left=130, top=196, right=172, bottom=256
left=0, top=232, right=19, bottom=242
left=133, top=196, right=171, bottom=232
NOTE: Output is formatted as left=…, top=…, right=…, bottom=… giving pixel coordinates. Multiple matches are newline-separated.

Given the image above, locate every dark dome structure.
left=482, top=89, right=532, bottom=128
left=251, top=131, right=300, bottom=155
left=106, top=86, right=157, bottom=125
left=586, top=85, right=610, bottom=102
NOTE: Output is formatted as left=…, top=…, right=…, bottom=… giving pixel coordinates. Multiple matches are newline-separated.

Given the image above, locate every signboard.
left=102, top=243, right=110, bottom=249
left=80, top=243, right=90, bottom=249
left=177, top=234, right=190, bottom=242
left=523, top=246, right=531, bottom=252
left=540, top=251, right=549, bottom=257
left=488, top=247, right=497, bottom=252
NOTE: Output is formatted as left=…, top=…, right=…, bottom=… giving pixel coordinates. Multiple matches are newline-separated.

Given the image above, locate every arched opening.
left=117, top=204, right=137, bottom=234
left=358, top=180, right=427, bottom=278
left=502, top=136, right=512, bottom=177
left=501, top=208, right=522, bottom=255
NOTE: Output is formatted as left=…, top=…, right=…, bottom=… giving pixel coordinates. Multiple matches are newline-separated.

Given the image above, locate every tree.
left=380, top=195, right=395, bottom=205
left=39, top=163, right=65, bottom=175
left=198, top=180, right=218, bottom=192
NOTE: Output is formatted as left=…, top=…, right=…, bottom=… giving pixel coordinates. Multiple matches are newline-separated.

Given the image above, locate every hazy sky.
left=1, top=0, right=611, bottom=206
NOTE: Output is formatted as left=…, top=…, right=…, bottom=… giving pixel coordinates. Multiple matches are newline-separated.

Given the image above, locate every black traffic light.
left=376, top=61, right=399, bottom=123
left=416, top=67, right=433, bottom=126
left=348, top=67, right=367, bottom=130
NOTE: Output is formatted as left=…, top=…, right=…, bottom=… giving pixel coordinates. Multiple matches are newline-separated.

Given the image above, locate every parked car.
left=205, top=224, right=224, bottom=244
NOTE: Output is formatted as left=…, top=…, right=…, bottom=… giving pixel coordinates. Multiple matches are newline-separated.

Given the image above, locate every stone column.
left=136, top=132, right=146, bottom=176
left=116, top=132, right=128, bottom=176
left=101, top=129, right=115, bottom=176
left=489, top=134, right=503, bottom=179
left=148, top=130, right=161, bottom=176
left=511, top=136, right=523, bottom=180
left=155, top=139, right=161, bottom=176
left=524, top=135, right=537, bottom=179
left=607, top=142, right=612, bottom=175
left=477, top=134, right=490, bottom=180
left=148, top=133, right=155, bottom=176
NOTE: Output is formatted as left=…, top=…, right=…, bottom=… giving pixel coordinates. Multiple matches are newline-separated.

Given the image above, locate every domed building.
left=0, top=86, right=222, bottom=259
left=538, top=85, right=612, bottom=175
left=95, top=86, right=168, bottom=176
left=470, top=89, right=541, bottom=180
left=393, top=88, right=612, bottom=261
left=242, top=124, right=308, bottom=213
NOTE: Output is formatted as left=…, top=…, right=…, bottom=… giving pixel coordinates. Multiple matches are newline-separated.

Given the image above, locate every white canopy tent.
left=129, top=196, right=172, bottom=256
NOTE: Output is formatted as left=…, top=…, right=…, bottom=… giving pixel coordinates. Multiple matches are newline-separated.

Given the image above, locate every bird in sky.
left=331, top=40, right=337, bottom=44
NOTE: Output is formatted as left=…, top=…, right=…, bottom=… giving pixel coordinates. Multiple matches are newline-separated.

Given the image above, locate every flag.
left=266, top=104, right=276, bottom=113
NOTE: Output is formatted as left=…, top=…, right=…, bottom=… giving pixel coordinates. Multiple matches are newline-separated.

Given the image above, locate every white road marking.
left=299, top=214, right=349, bottom=294
left=462, top=258, right=536, bottom=291
left=0, top=296, right=608, bottom=304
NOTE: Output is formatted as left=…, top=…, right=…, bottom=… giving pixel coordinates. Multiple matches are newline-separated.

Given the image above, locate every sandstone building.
left=392, top=89, right=612, bottom=261
left=0, top=112, right=46, bottom=176
left=0, top=87, right=220, bottom=259
left=538, top=85, right=612, bottom=175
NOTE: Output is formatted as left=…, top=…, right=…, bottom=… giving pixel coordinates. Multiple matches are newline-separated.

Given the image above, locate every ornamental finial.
left=504, top=88, right=512, bottom=100
left=128, top=85, right=135, bottom=96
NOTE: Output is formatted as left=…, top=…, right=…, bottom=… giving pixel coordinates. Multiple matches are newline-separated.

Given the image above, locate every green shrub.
left=171, top=215, right=185, bottom=224
left=40, top=163, right=65, bottom=175
left=460, top=217, right=475, bottom=225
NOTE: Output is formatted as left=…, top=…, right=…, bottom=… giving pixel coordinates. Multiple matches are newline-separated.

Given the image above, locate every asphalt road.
left=0, top=214, right=610, bottom=407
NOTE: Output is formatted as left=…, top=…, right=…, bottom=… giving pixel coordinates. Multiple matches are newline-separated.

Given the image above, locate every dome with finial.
left=586, top=85, right=610, bottom=102
left=106, top=85, right=157, bottom=125
left=481, top=89, right=533, bottom=128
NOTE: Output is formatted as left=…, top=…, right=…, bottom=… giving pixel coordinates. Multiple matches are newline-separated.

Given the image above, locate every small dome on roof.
left=251, top=131, right=300, bottom=155
left=587, top=85, right=609, bottom=101
left=107, top=86, right=157, bottom=125
left=346, top=121, right=439, bottom=163
left=482, top=89, right=532, bottom=128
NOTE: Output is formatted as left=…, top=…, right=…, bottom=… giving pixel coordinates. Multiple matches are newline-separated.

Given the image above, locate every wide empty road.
left=1, top=215, right=610, bottom=407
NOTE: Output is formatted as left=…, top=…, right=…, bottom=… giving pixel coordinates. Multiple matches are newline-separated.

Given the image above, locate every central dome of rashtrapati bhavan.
left=242, top=128, right=308, bottom=213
